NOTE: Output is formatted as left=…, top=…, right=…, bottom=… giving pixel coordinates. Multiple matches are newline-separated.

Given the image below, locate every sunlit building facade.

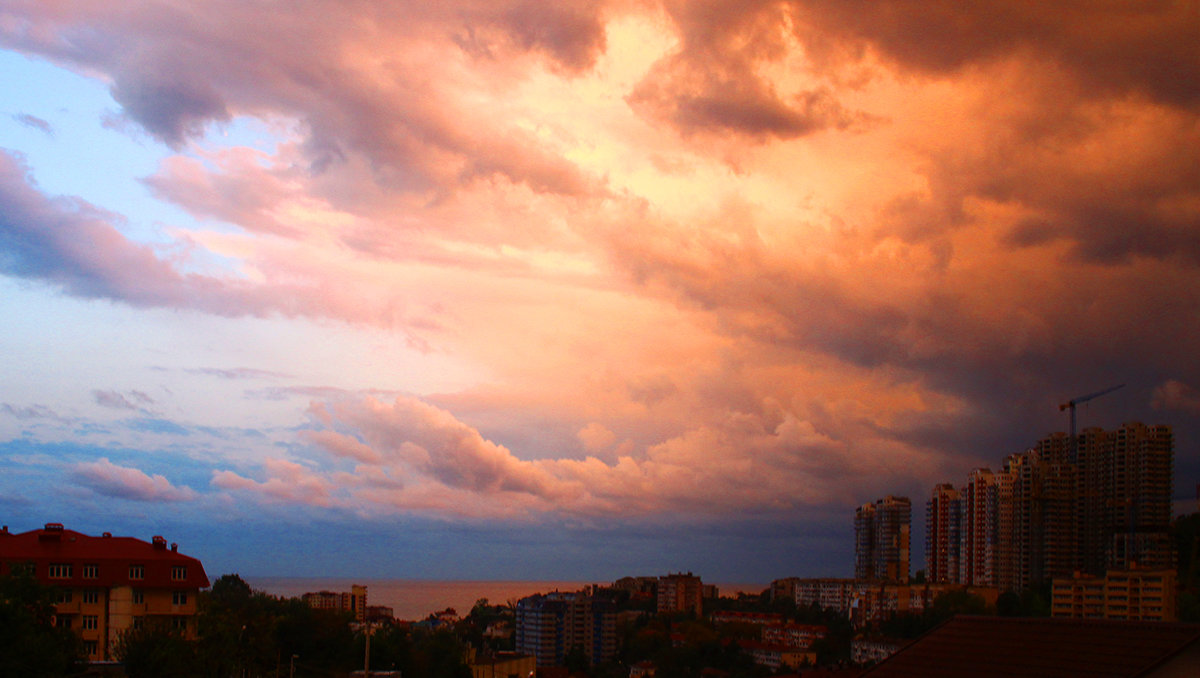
left=0, top=523, right=209, bottom=662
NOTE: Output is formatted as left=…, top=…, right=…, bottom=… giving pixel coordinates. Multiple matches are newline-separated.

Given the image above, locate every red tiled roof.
left=861, top=616, right=1200, bottom=678
left=0, top=524, right=209, bottom=588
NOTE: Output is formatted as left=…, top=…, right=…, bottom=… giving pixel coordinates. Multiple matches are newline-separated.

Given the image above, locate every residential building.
left=302, top=584, right=367, bottom=622
left=738, top=640, right=814, bottom=670
left=762, top=622, right=826, bottom=649
left=657, top=572, right=704, bottom=616
left=514, top=591, right=616, bottom=667
left=795, top=578, right=859, bottom=612
left=927, top=423, right=1174, bottom=593
left=855, top=496, right=911, bottom=583
left=959, top=469, right=998, bottom=586
left=851, top=637, right=905, bottom=665
left=848, top=583, right=998, bottom=628
left=469, top=652, right=535, bottom=678
left=1051, top=567, right=1177, bottom=621
left=925, top=484, right=961, bottom=584
left=0, top=523, right=209, bottom=662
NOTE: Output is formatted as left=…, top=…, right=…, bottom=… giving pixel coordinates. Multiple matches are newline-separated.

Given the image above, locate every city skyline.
left=1, top=2, right=1199, bottom=583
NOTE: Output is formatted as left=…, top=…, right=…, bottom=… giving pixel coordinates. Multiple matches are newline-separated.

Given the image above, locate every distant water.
left=246, top=578, right=590, bottom=621
left=245, top=578, right=765, bottom=622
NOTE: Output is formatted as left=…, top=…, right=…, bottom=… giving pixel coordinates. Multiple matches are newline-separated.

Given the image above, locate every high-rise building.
left=515, top=591, right=617, bottom=667
left=927, top=422, right=1174, bottom=593
left=0, top=523, right=209, bottom=662
left=855, top=496, right=911, bottom=583
left=960, top=468, right=998, bottom=586
left=926, top=484, right=961, bottom=584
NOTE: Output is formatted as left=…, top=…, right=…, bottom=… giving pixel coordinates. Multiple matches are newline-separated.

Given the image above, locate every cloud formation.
left=0, top=0, right=1197, bottom=540
left=72, top=458, right=197, bottom=502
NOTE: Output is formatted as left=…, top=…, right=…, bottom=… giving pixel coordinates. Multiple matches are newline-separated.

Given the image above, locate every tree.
left=114, top=623, right=199, bottom=678
left=0, top=570, right=85, bottom=677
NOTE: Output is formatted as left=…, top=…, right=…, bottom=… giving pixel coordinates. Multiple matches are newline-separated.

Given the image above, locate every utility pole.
left=363, top=621, right=372, bottom=678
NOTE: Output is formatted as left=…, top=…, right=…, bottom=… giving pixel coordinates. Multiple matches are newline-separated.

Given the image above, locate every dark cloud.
left=12, top=113, right=52, bottom=135
left=186, top=367, right=290, bottom=380
left=0, top=1, right=601, bottom=199
left=629, top=1, right=867, bottom=140
left=792, top=0, right=1200, bottom=109
left=109, top=70, right=230, bottom=148
left=92, top=390, right=144, bottom=411
left=0, top=403, right=64, bottom=421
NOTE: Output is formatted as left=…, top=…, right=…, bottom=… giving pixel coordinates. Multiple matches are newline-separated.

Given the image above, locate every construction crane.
left=1059, top=383, right=1124, bottom=463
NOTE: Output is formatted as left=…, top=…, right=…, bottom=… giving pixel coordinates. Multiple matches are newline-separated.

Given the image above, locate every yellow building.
left=1051, top=567, right=1176, bottom=621
left=0, top=523, right=209, bottom=661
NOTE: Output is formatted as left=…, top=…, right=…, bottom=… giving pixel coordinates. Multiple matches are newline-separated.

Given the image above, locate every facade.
left=302, top=584, right=367, bottom=622
left=761, top=622, right=826, bottom=649
left=925, top=484, right=961, bottom=584
left=851, top=637, right=905, bottom=665
left=514, top=591, right=617, bottom=667
left=849, top=583, right=998, bottom=628
left=469, top=652, right=535, bottom=678
left=0, top=523, right=209, bottom=662
left=795, top=578, right=858, bottom=611
left=855, top=496, right=911, bottom=583
left=738, top=641, right=814, bottom=670
left=1051, top=567, right=1177, bottom=621
left=657, top=572, right=704, bottom=616
left=959, top=469, right=998, bottom=586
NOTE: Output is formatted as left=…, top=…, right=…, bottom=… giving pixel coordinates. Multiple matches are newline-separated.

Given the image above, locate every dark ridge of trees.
left=0, top=570, right=85, bottom=677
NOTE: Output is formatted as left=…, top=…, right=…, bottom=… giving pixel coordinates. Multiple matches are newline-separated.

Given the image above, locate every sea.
left=245, top=578, right=765, bottom=622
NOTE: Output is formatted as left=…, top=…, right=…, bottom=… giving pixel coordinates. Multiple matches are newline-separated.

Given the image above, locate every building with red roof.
left=0, top=522, right=209, bottom=662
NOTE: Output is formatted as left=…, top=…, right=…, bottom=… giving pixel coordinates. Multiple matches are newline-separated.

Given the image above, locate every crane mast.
left=1059, top=383, right=1124, bottom=463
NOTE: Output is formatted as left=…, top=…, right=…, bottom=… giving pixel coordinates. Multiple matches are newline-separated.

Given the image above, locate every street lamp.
left=290, top=654, right=299, bottom=678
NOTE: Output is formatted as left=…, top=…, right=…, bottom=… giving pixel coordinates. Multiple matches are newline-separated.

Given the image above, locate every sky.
left=1, top=1, right=1199, bottom=585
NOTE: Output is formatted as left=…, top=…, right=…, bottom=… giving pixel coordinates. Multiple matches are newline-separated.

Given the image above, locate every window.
left=82, top=615, right=98, bottom=630
left=132, top=616, right=144, bottom=630
left=55, top=590, right=73, bottom=604
left=172, top=616, right=187, bottom=631
left=48, top=563, right=72, bottom=579
left=172, top=591, right=188, bottom=605
left=129, top=564, right=145, bottom=580
left=82, top=563, right=98, bottom=579
left=82, top=590, right=99, bottom=604
left=83, top=640, right=98, bottom=656
left=56, top=616, right=72, bottom=629
left=133, top=589, right=144, bottom=604
left=171, top=565, right=187, bottom=580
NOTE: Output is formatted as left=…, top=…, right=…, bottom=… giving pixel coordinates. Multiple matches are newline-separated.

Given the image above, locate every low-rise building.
left=795, top=578, right=859, bottom=612
left=738, top=640, right=815, bottom=670
left=851, top=636, right=905, bottom=665
left=762, top=622, right=826, bottom=649
left=302, top=584, right=367, bottom=622
left=469, top=652, right=535, bottom=678
left=1051, top=567, right=1177, bottom=621
left=0, top=523, right=209, bottom=662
